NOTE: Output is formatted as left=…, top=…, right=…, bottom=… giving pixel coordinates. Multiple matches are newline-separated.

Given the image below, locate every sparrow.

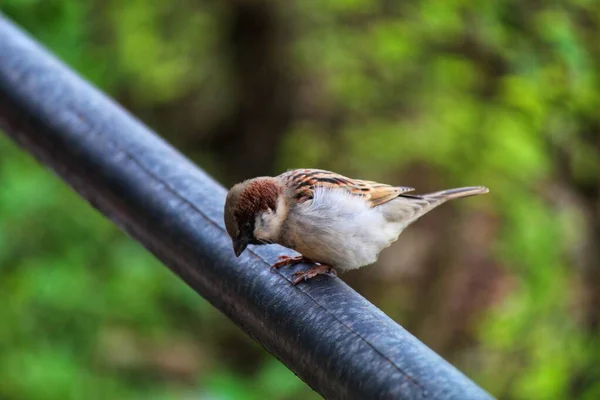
left=224, top=169, right=489, bottom=284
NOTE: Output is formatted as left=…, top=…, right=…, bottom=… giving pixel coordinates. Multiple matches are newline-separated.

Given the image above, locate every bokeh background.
left=1, top=0, right=599, bottom=399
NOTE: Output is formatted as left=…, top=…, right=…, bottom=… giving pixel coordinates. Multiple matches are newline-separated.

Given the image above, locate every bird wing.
left=279, top=169, right=414, bottom=208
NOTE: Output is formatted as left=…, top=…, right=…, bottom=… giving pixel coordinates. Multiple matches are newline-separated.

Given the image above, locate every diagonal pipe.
left=0, top=14, right=493, bottom=400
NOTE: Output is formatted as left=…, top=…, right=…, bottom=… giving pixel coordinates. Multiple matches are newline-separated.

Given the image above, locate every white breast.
left=281, top=188, right=406, bottom=271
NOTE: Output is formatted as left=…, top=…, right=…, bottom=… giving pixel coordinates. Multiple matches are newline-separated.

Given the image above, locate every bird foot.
left=271, top=255, right=312, bottom=270
left=292, top=265, right=337, bottom=285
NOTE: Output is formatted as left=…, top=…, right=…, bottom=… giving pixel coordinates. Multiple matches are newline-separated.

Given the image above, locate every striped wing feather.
left=279, top=169, right=414, bottom=208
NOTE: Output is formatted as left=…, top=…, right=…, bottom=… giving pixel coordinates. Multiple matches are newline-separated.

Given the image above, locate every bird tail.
left=422, top=186, right=489, bottom=203
left=389, top=186, right=488, bottom=229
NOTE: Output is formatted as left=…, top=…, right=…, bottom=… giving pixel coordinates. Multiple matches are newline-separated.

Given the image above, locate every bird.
left=223, top=168, right=489, bottom=285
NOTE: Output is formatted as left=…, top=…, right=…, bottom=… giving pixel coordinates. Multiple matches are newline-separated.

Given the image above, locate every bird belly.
left=280, top=189, right=404, bottom=272
left=294, top=231, right=395, bottom=272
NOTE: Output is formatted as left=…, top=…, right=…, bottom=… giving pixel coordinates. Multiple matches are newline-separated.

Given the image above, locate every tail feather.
left=423, top=186, right=489, bottom=202
left=388, top=186, right=488, bottom=228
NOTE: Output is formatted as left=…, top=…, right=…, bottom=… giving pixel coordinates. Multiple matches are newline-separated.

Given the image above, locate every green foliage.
left=284, top=1, right=600, bottom=399
left=1, top=0, right=599, bottom=399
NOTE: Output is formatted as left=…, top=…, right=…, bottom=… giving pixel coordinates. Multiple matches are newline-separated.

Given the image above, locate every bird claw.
left=270, top=255, right=337, bottom=284
left=291, top=265, right=337, bottom=285
left=271, top=255, right=311, bottom=270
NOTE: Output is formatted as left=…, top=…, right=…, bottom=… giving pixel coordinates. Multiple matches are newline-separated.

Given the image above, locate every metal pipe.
left=0, top=14, right=493, bottom=400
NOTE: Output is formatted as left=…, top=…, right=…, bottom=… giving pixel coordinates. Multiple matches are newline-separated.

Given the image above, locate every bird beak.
left=233, top=237, right=248, bottom=257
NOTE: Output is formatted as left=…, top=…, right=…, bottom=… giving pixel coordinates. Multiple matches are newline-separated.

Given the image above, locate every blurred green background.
left=1, top=0, right=599, bottom=399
